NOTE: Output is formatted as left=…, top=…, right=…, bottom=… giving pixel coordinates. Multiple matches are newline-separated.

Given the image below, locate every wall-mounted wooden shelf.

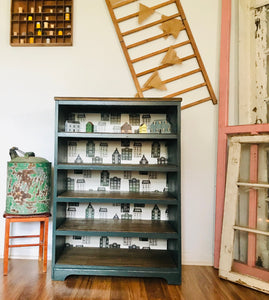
left=10, top=0, right=73, bottom=46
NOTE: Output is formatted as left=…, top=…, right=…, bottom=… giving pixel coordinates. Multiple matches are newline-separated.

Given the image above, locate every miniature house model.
left=150, top=120, right=171, bottom=133
left=139, top=123, right=147, bottom=133
left=65, top=120, right=80, bottom=132
left=121, top=122, right=132, bottom=133
left=112, top=148, right=121, bottom=164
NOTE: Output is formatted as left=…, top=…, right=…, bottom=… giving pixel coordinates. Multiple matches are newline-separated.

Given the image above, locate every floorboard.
left=0, top=259, right=268, bottom=300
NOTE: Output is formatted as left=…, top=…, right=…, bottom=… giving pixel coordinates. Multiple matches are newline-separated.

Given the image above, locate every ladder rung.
left=237, top=182, right=269, bottom=188
left=181, top=97, right=212, bottom=110
left=106, top=0, right=217, bottom=108
left=163, top=83, right=207, bottom=98
left=233, top=225, right=269, bottom=236
left=9, top=235, right=40, bottom=239
left=136, top=54, right=196, bottom=77
left=131, top=41, right=191, bottom=63
left=112, top=0, right=137, bottom=9
left=127, top=33, right=168, bottom=49
left=122, top=13, right=181, bottom=36
left=142, top=68, right=202, bottom=92
left=9, top=243, right=42, bottom=248
left=117, top=0, right=177, bottom=23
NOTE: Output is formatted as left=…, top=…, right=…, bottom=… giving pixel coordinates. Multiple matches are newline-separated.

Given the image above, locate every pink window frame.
left=214, top=0, right=269, bottom=269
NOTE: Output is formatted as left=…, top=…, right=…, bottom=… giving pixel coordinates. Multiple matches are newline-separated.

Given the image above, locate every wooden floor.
left=0, top=259, right=268, bottom=300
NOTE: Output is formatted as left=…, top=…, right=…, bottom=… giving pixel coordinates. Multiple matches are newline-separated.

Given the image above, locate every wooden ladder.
left=105, top=0, right=217, bottom=110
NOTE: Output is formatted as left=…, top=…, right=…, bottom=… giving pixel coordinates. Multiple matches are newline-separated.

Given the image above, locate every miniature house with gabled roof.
left=121, top=122, right=132, bottom=133
left=74, top=154, right=83, bottom=164
left=140, top=155, right=148, bottom=164
left=150, top=119, right=171, bottom=134
left=112, top=148, right=121, bottom=164
left=65, top=120, right=80, bottom=132
left=139, top=123, right=147, bottom=133
left=113, top=213, right=120, bottom=220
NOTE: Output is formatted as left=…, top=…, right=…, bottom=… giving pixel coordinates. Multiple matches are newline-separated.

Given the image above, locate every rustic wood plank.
left=58, top=190, right=177, bottom=202
left=54, top=96, right=181, bottom=102
left=56, top=247, right=177, bottom=268
left=1, top=260, right=269, bottom=299
left=57, top=219, right=176, bottom=234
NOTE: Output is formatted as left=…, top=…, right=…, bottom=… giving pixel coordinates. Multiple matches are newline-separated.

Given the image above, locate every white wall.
left=0, top=0, right=220, bottom=265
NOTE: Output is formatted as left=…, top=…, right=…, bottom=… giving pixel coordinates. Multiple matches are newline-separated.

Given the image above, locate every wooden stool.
left=3, top=212, right=51, bottom=275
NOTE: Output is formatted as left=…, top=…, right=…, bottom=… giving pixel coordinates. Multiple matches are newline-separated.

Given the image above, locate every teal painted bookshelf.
left=51, top=97, right=181, bottom=284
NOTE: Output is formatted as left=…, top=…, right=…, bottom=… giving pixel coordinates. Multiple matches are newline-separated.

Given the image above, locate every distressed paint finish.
left=219, top=138, right=242, bottom=273
left=248, top=145, right=258, bottom=267
left=239, top=0, right=268, bottom=124
left=238, top=0, right=256, bottom=124
left=6, top=161, right=51, bottom=214
left=219, top=135, right=269, bottom=294
left=215, top=0, right=269, bottom=269
left=252, top=0, right=269, bottom=9
left=254, top=4, right=268, bottom=123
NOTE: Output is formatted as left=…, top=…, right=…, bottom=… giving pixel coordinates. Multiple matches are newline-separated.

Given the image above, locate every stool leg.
left=39, top=221, right=45, bottom=261
left=43, top=218, right=49, bottom=273
left=4, top=219, right=11, bottom=275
